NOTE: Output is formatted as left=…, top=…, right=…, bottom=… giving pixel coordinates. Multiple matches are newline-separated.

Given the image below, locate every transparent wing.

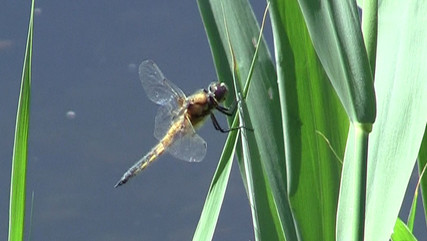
left=154, top=104, right=186, bottom=140
left=166, top=116, right=207, bottom=163
left=138, top=60, right=186, bottom=106
left=139, top=60, right=187, bottom=140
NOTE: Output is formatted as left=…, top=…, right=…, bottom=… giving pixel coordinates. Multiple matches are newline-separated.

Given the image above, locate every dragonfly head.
left=208, top=82, right=228, bottom=103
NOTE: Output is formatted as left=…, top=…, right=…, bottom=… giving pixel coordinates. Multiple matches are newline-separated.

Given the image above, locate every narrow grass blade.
left=223, top=3, right=283, bottom=239
left=198, top=0, right=296, bottom=240
left=8, top=1, right=35, bottom=240
left=192, top=127, right=239, bottom=241
left=406, top=163, right=426, bottom=232
left=406, top=188, right=418, bottom=232
left=391, top=218, right=418, bottom=241
left=336, top=124, right=369, bottom=241
left=419, top=129, right=427, bottom=231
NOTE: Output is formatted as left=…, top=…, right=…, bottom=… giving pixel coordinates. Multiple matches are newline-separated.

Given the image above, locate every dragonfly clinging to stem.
left=115, top=60, right=239, bottom=187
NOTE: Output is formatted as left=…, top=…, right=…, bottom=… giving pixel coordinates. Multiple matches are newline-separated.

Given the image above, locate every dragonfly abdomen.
left=114, top=142, right=167, bottom=187
left=115, top=119, right=189, bottom=187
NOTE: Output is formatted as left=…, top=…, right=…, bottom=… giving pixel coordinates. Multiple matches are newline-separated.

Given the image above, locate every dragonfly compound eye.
left=213, top=83, right=228, bottom=102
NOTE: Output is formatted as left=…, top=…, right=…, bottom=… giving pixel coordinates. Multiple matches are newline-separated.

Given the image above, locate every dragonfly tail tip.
left=114, top=179, right=127, bottom=188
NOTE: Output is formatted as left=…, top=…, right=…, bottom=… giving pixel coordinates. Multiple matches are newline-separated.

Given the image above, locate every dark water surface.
left=0, top=1, right=254, bottom=240
left=1, top=1, right=425, bottom=241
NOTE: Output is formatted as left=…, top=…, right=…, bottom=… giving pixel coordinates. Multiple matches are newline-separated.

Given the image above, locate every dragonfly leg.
left=215, top=98, right=239, bottom=116
left=210, top=113, right=245, bottom=133
left=213, top=96, right=253, bottom=132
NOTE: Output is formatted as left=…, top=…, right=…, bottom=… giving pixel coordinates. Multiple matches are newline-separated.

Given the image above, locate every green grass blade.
left=419, top=129, right=427, bottom=231
left=213, top=0, right=293, bottom=239
left=198, top=0, right=297, bottom=240
left=406, top=193, right=417, bottom=232
left=391, top=218, right=418, bottom=241
left=406, top=160, right=427, bottom=234
left=406, top=163, right=426, bottom=232
left=8, top=1, right=35, bottom=240
left=364, top=2, right=427, bottom=241
left=192, top=127, right=239, bottom=241
left=222, top=3, right=274, bottom=238
left=336, top=124, right=370, bottom=241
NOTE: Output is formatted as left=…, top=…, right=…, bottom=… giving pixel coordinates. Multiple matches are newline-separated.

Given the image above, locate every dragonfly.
left=115, top=60, right=237, bottom=187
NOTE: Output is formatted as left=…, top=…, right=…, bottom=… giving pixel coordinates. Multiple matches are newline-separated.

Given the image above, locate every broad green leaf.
left=296, top=0, right=376, bottom=123
left=361, top=0, right=378, bottom=75
left=9, top=1, right=35, bottom=240
left=294, top=2, right=377, bottom=238
left=270, top=0, right=348, bottom=240
left=364, top=2, right=427, bottom=241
